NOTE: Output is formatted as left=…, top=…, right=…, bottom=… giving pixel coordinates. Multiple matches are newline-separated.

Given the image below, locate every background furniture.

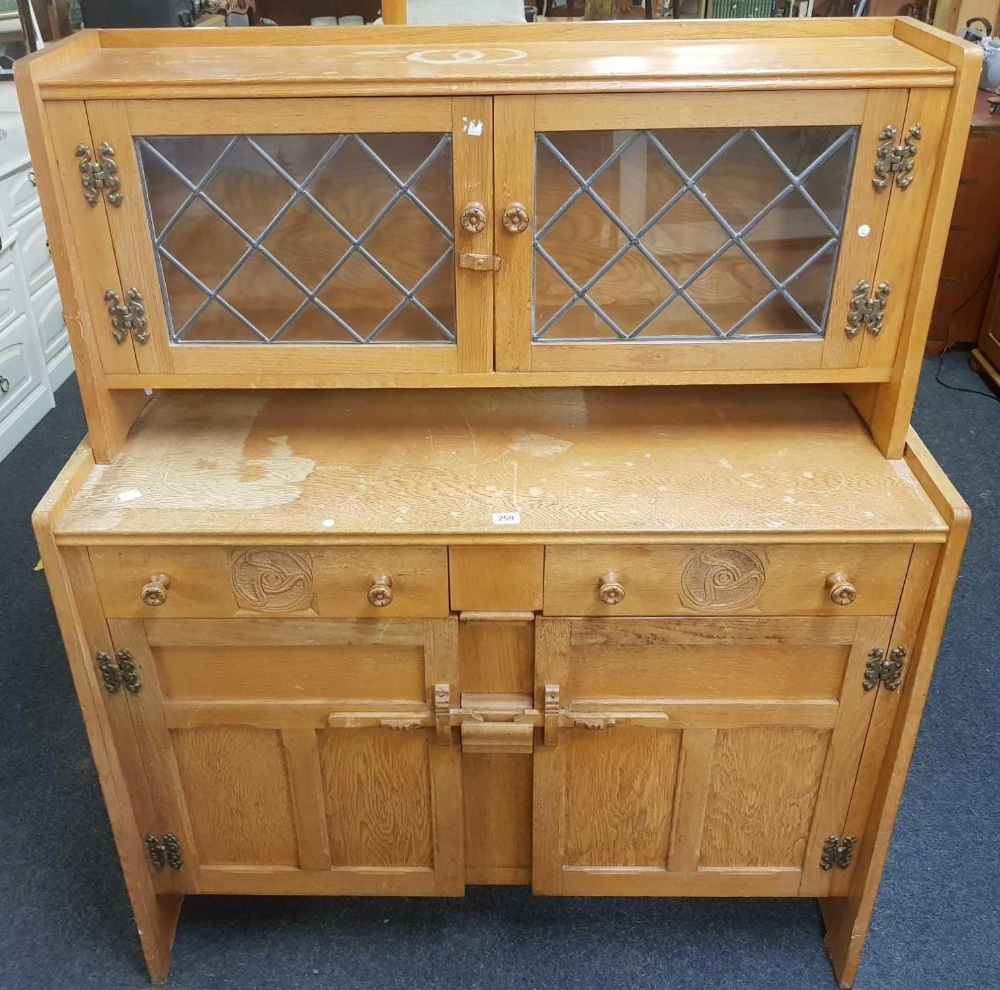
left=926, top=88, right=1000, bottom=353
left=0, top=81, right=70, bottom=463
left=18, top=18, right=978, bottom=989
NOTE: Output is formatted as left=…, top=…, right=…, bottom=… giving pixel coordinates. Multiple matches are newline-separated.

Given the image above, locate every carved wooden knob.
left=598, top=571, right=626, bottom=606
left=367, top=575, right=394, bottom=608
left=826, top=572, right=857, bottom=607
left=502, top=202, right=530, bottom=234
left=140, top=573, right=170, bottom=607
left=460, top=201, right=488, bottom=234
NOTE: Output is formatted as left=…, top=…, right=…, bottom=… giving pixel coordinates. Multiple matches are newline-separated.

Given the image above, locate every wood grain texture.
left=36, top=32, right=953, bottom=101
left=544, top=544, right=911, bottom=617
left=89, top=545, right=449, bottom=618
left=667, top=728, right=717, bottom=872
left=14, top=37, right=147, bottom=464
left=281, top=729, right=332, bottom=870
left=172, top=726, right=299, bottom=868
left=33, top=449, right=182, bottom=981
left=564, top=728, right=681, bottom=868
left=463, top=753, right=532, bottom=882
left=320, top=728, right=434, bottom=868
left=823, top=430, right=970, bottom=988
left=700, top=726, right=829, bottom=869
left=55, top=387, right=947, bottom=543
left=459, top=618, right=534, bottom=695
left=449, top=545, right=543, bottom=611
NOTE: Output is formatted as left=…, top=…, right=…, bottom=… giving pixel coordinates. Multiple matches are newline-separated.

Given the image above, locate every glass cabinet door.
left=82, top=97, right=493, bottom=378
left=495, top=91, right=912, bottom=374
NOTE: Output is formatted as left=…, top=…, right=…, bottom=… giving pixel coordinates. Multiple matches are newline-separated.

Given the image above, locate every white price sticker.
left=491, top=511, right=521, bottom=526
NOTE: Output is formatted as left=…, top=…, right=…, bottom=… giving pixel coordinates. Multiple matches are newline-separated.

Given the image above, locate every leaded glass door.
left=495, top=91, right=908, bottom=374
left=86, top=97, right=492, bottom=377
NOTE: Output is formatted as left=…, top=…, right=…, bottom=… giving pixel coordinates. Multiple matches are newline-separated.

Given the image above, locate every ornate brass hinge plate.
left=845, top=280, right=891, bottom=339
left=95, top=649, right=141, bottom=695
left=76, top=141, right=123, bottom=207
left=105, top=287, right=149, bottom=345
left=820, top=834, right=857, bottom=871
left=145, top=832, right=183, bottom=871
left=872, top=124, right=921, bottom=190
left=863, top=646, right=906, bottom=692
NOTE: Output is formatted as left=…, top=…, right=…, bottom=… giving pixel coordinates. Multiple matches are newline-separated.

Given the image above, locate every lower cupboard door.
left=532, top=615, right=891, bottom=897
left=108, top=617, right=464, bottom=896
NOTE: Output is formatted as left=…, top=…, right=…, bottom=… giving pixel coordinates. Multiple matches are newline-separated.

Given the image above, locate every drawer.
left=90, top=545, right=449, bottom=618
left=0, top=315, right=46, bottom=427
left=30, top=277, right=67, bottom=361
left=12, top=207, right=54, bottom=293
left=0, top=259, right=23, bottom=333
left=0, top=165, right=39, bottom=224
left=543, top=544, right=911, bottom=617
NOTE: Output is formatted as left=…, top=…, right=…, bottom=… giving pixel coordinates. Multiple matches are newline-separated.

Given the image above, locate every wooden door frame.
left=107, top=616, right=466, bottom=896
left=87, top=96, right=493, bottom=379
left=532, top=614, right=891, bottom=897
left=495, top=89, right=903, bottom=375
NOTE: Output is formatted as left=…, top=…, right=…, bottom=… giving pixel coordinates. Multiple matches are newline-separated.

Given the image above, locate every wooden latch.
left=458, top=252, right=502, bottom=271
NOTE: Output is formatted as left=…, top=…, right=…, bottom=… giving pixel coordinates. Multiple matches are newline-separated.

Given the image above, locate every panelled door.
left=494, top=89, right=940, bottom=375
left=532, top=615, right=891, bottom=897
left=55, top=97, right=493, bottom=379
left=107, top=617, right=464, bottom=896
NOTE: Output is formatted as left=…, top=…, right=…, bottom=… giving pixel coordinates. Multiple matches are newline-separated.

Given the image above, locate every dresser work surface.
left=57, top=386, right=945, bottom=542
left=21, top=17, right=977, bottom=990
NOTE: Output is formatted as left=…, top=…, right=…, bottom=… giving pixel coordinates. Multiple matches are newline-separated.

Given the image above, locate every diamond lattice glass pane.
left=533, top=125, right=857, bottom=342
left=136, top=132, right=455, bottom=345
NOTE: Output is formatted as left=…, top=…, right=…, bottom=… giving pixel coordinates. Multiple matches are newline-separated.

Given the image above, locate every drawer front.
left=90, top=545, right=449, bottom=618
left=544, top=544, right=911, bottom=617
left=12, top=207, right=54, bottom=293
left=0, top=166, right=39, bottom=224
left=30, top=277, right=67, bottom=360
left=0, top=259, right=23, bottom=333
left=0, top=316, right=45, bottom=426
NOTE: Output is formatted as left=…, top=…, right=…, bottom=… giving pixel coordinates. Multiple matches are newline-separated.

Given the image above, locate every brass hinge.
left=820, top=834, right=856, bottom=871
left=105, top=287, right=149, bottom=345
left=76, top=141, right=123, bottom=207
left=844, top=280, right=890, bottom=338
left=458, top=252, right=502, bottom=271
left=95, top=649, right=141, bottom=695
left=145, top=833, right=183, bottom=871
left=863, top=646, right=906, bottom=692
left=872, top=124, right=921, bottom=190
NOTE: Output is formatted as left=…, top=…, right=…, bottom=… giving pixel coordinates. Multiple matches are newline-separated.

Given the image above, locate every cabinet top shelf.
left=55, top=385, right=947, bottom=545
left=30, top=20, right=960, bottom=100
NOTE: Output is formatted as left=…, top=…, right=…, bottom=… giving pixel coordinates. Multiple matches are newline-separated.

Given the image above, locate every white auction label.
left=491, top=511, right=521, bottom=525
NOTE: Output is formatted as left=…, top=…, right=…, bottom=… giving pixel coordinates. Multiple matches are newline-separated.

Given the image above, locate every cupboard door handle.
left=502, top=202, right=530, bottom=234
left=367, top=574, right=394, bottom=608
left=826, top=572, right=857, bottom=607
left=140, top=572, right=171, bottom=607
left=459, top=201, right=488, bottom=234
left=0, top=375, right=9, bottom=394
left=597, top=571, right=626, bottom=606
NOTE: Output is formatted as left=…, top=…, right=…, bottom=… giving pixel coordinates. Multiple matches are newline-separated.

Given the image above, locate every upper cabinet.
left=17, top=20, right=979, bottom=419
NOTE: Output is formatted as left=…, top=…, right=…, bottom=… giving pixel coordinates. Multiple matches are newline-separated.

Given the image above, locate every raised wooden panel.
left=319, top=728, right=434, bottom=869
left=458, top=617, right=534, bottom=695
left=700, top=727, right=829, bottom=868
left=90, top=545, right=449, bottom=618
left=463, top=754, right=532, bottom=884
left=172, top=726, right=299, bottom=868
left=544, top=544, right=911, bottom=617
left=564, top=728, right=681, bottom=868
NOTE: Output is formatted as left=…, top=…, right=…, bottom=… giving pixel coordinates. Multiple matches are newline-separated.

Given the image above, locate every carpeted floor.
left=1, top=355, right=997, bottom=990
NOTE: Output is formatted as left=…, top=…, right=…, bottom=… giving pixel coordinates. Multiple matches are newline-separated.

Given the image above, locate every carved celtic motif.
left=680, top=547, right=767, bottom=611
left=231, top=548, right=314, bottom=612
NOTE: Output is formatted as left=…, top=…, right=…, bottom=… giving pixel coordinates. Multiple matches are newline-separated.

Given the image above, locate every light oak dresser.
left=17, top=18, right=979, bottom=987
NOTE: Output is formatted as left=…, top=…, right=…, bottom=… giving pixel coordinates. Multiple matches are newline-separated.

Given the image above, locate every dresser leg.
left=133, top=892, right=183, bottom=984
left=820, top=895, right=864, bottom=988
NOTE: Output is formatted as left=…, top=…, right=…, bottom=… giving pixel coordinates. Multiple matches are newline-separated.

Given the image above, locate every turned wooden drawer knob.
left=367, top=574, right=394, bottom=608
left=502, top=202, right=530, bottom=234
left=140, top=572, right=171, bottom=607
left=826, top=572, right=857, bottom=607
left=460, top=201, right=488, bottom=234
left=598, top=571, right=626, bottom=606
